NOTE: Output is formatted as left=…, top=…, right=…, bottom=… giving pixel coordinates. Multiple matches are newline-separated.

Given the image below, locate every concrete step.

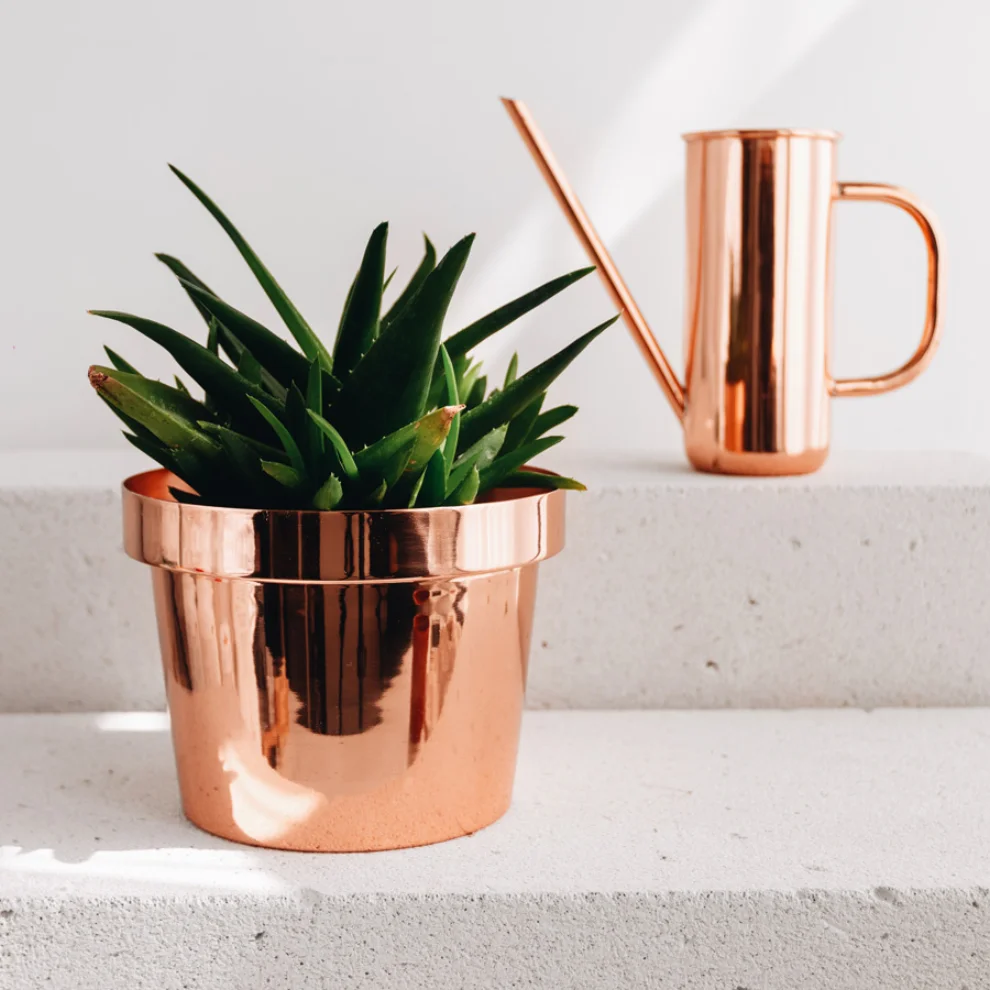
left=1, top=708, right=987, bottom=988
left=2, top=449, right=990, bottom=712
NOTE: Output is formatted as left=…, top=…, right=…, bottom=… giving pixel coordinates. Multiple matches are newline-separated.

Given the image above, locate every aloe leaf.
left=529, top=404, right=578, bottom=441
left=458, top=314, right=616, bottom=451
left=504, top=352, right=519, bottom=388
left=305, top=360, right=324, bottom=459
left=448, top=423, right=508, bottom=493
left=169, top=486, right=206, bottom=505
left=333, top=221, right=388, bottom=377
left=104, top=347, right=138, bottom=375
left=367, top=479, right=388, bottom=506
left=479, top=435, right=563, bottom=493
left=122, top=430, right=183, bottom=476
left=99, top=393, right=159, bottom=445
left=178, top=280, right=309, bottom=387
left=307, top=411, right=359, bottom=481
left=465, top=375, right=487, bottom=409
left=248, top=396, right=306, bottom=475
left=154, top=253, right=217, bottom=325
left=353, top=405, right=460, bottom=485
left=312, top=473, right=343, bottom=511
left=89, top=311, right=281, bottom=422
left=168, top=165, right=333, bottom=371
left=456, top=362, right=482, bottom=408
left=500, top=470, right=586, bottom=491
left=196, top=423, right=276, bottom=504
left=383, top=267, right=397, bottom=294
left=261, top=460, right=305, bottom=488
left=329, top=235, right=474, bottom=448
left=173, top=376, right=191, bottom=396
left=445, top=464, right=480, bottom=506
left=439, top=344, right=459, bottom=480
left=442, top=266, right=595, bottom=359
left=198, top=421, right=286, bottom=464
left=237, top=347, right=262, bottom=385
left=503, top=392, right=544, bottom=453
left=90, top=364, right=211, bottom=424
left=380, top=234, right=436, bottom=330
left=90, top=367, right=220, bottom=459
left=416, top=449, right=447, bottom=507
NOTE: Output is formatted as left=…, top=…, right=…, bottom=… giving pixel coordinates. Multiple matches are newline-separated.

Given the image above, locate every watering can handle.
left=829, top=182, right=943, bottom=397
left=501, top=98, right=687, bottom=421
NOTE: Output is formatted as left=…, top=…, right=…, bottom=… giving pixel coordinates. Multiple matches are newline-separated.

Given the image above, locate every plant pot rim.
left=122, top=468, right=566, bottom=583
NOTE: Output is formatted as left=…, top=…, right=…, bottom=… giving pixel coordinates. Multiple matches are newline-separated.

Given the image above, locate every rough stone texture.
left=1, top=709, right=988, bottom=988
left=3, top=450, right=990, bottom=712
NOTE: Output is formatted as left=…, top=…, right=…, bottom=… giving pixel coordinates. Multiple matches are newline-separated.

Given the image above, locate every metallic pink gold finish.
left=503, top=101, right=943, bottom=476
left=123, top=469, right=564, bottom=852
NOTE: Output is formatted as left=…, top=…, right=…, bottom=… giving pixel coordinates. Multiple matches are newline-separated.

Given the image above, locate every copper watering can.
left=502, top=99, right=943, bottom=476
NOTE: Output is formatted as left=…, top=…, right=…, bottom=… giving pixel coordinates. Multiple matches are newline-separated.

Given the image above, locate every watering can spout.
left=500, top=97, right=687, bottom=421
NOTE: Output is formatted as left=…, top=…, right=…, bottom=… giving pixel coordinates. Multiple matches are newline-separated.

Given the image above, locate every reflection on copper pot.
left=503, top=101, right=943, bottom=476
left=123, top=469, right=565, bottom=852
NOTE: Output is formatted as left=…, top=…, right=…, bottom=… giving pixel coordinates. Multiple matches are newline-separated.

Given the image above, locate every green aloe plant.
left=88, top=166, right=616, bottom=510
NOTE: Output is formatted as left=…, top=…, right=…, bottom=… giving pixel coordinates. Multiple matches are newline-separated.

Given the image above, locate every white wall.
left=2, top=0, right=986, bottom=459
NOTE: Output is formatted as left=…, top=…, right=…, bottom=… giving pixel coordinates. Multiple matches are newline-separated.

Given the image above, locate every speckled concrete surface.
left=1, top=709, right=988, bottom=988
left=3, top=450, right=990, bottom=712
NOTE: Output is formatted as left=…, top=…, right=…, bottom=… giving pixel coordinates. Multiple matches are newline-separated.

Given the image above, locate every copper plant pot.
left=122, top=469, right=565, bottom=852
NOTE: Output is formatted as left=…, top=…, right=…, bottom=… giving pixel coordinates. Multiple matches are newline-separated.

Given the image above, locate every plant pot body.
left=122, top=469, right=564, bottom=852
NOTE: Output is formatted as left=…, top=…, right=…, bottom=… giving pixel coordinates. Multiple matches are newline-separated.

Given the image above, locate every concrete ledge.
left=2, top=449, right=990, bottom=711
left=1, top=709, right=988, bottom=988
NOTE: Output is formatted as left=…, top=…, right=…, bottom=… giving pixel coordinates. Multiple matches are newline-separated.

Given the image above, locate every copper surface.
left=501, top=97, right=687, bottom=420
left=502, top=101, right=943, bottom=475
left=123, top=469, right=565, bottom=852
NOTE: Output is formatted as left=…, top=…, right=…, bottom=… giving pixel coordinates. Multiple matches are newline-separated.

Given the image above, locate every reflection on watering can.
left=502, top=99, right=943, bottom=476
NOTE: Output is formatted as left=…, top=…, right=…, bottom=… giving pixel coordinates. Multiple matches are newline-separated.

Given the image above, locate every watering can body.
left=504, top=104, right=943, bottom=476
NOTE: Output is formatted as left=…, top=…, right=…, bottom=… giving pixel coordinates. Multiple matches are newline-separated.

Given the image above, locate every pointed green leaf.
left=529, top=404, right=578, bottom=441
left=504, top=352, right=519, bottom=388
left=499, top=470, right=586, bottom=491
left=367, top=479, right=388, bottom=506
left=458, top=314, right=616, bottom=451
left=261, top=461, right=305, bottom=488
left=90, top=366, right=219, bottom=459
left=169, top=486, right=206, bottom=505
left=122, top=430, right=183, bottom=476
left=307, top=411, right=359, bottom=482
left=198, top=421, right=286, bottom=464
left=447, top=424, right=507, bottom=495
left=352, top=405, right=461, bottom=484
left=155, top=253, right=218, bottom=325
left=329, top=235, right=474, bottom=448
left=178, top=280, right=309, bottom=387
left=479, top=435, right=563, bottom=494
left=332, top=221, right=388, bottom=377
left=380, top=234, right=436, bottom=330
left=312, top=473, right=343, bottom=511
left=383, top=267, right=397, bottom=294
left=465, top=374, right=487, bottom=409
left=503, top=392, right=544, bottom=453
left=168, top=164, right=332, bottom=371
left=104, top=347, right=138, bottom=375
left=416, top=449, right=448, bottom=507
left=173, top=375, right=191, bottom=396
left=248, top=396, right=305, bottom=475
left=305, top=359, right=324, bottom=459
left=237, top=346, right=262, bottom=385
left=89, top=311, right=281, bottom=422
left=442, top=266, right=595, bottom=359
left=440, top=344, right=460, bottom=480
left=445, top=464, right=480, bottom=506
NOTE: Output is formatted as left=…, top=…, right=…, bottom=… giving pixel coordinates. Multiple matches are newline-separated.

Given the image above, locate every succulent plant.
left=88, top=166, right=615, bottom=510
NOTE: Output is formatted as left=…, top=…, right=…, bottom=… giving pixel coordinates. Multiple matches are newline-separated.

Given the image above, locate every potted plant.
left=89, top=165, right=614, bottom=851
